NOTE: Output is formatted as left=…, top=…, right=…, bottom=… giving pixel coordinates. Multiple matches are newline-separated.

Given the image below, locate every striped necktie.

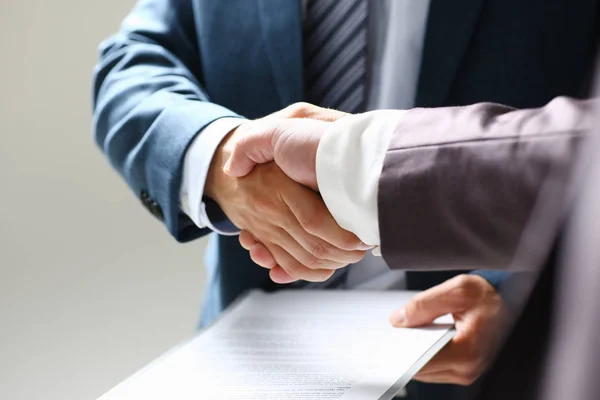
left=304, top=0, right=368, bottom=113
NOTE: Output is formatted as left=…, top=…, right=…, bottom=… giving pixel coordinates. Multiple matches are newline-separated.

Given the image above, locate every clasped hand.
left=208, top=103, right=508, bottom=386
left=205, top=103, right=369, bottom=284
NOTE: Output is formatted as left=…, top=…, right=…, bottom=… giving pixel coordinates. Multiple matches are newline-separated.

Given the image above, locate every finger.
left=223, top=122, right=280, bottom=178
left=413, top=370, right=463, bottom=385
left=261, top=242, right=298, bottom=284
left=414, top=362, right=481, bottom=386
left=281, top=184, right=372, bottom=251
left=269, top=266, right=297, bottom=284
left=249, top=243, right=277, bottom=269
left=240, top=230, right=278, bottom=269
left=239, top=230, right=258, bottom=250
left=282, top=216, right=366, bottom=265
left=413, top=343, right=474, bottom=385
left=390, top=275, right=483, bottom=327
left=269, top=102, right=348, bottom=121
left=272, top=227, right=346, bottom=270
left=266, top=243, right=335, bottom=283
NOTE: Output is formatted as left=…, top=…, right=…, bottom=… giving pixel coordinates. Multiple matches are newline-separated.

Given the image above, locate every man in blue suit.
left=93, top=0, right=599, bottom=398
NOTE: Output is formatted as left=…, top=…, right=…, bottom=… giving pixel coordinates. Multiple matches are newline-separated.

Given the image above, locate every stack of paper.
left=99, top=290, right=454, bottom=400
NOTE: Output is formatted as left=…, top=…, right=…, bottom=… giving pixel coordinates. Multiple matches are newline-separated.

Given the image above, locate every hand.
left=205, top=126, right=367, bottom=284
left=223, top=102, right=346, bottom=190
left=389, top=275, right=507, bottom=386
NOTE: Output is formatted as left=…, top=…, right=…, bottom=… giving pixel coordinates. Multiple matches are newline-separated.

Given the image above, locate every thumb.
left=390, top=277, right=474, bottom=328
left=223, top=121, right=282, bottom=178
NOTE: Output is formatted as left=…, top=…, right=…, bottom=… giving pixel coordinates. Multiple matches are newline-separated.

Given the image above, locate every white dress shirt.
left=316, top=110, right=407, bottom=246
left=180, top=117, right=244, bottom=234
left=180, top=0, right=432, bottom=288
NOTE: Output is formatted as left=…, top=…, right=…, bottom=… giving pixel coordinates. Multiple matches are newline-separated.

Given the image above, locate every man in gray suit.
left=225, top=90, right=599, bottom=398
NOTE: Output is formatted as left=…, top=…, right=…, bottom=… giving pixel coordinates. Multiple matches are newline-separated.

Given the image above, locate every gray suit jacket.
left=377, top=95, right=600, bottom=399
left=378, top=97, right=597, bottom=272
left=538, top=132, right=600, bottom=400
left=475, top=117, right=600, bottom=400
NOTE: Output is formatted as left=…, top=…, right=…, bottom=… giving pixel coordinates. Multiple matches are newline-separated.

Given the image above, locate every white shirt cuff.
left=316, top=110, right=406, bottom=249
left=180, top=117, right=244, bottom=235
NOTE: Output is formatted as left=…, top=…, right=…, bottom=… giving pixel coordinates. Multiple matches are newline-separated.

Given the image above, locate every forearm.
left=378, top=97, right=597, bottom=270
left=93, top=0, right=240, bottom=241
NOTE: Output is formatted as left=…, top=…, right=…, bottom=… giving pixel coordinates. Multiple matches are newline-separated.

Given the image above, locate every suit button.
left=140, top=191, right=150, bottom=206
left=150, top=201, right=164, bottom=221
left=140, top=191, right=164, bottom=221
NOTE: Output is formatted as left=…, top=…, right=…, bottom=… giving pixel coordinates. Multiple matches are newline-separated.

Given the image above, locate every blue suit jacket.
left=93, top=0, right=597, bottom=334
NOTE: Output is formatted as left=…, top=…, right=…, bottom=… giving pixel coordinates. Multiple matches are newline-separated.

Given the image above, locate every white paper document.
left=99, top=290, right=454, bottom=400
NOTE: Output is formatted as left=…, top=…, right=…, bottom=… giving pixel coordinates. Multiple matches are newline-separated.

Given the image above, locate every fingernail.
left=390, top=308, right=406, bottom=327
left=222, top=160, right=232, bottom=175
left=358, top=243, right=375, bottom=251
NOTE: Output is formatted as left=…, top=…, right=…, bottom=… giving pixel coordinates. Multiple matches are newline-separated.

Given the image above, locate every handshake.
left=205, top=102, right=507, bottom=385
left=206, top=102, right=370, bottom=284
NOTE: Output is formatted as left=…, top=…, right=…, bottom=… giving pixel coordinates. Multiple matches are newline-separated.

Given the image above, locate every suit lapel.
left=256, top=0, right=304, bottom=107
left=416, top=0, right=486, bottom=107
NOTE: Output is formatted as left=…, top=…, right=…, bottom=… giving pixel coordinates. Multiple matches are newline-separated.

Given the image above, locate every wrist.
left=205, top=128, right=238, bottom=203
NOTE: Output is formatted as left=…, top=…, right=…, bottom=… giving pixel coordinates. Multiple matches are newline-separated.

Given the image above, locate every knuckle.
left=280, top=263, right=301, bottom=280
left=299, top=211, right=323, bottom=233
left=286, top=102, right=312, bottom=117
left=305, top=254, right=324, bottom=270
left=452, top=275, right=483, bottom=303
left=453, top=274, right=472, bottom=289
left=279, top=256, right=317, bottom=281
left=284, top=270, right=302, bottom=281
left=407, top=295, right=425, bottom=317
left=311, top=241, right=330, bottom=260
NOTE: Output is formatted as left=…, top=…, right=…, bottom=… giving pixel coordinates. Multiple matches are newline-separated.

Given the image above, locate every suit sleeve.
left=92, top=0, right=241, bottom=242
left=378, top=97, right=598, bottom=270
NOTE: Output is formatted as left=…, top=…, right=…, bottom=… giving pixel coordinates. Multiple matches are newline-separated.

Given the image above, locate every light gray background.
left=0, top=1, right=209, bottom=399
